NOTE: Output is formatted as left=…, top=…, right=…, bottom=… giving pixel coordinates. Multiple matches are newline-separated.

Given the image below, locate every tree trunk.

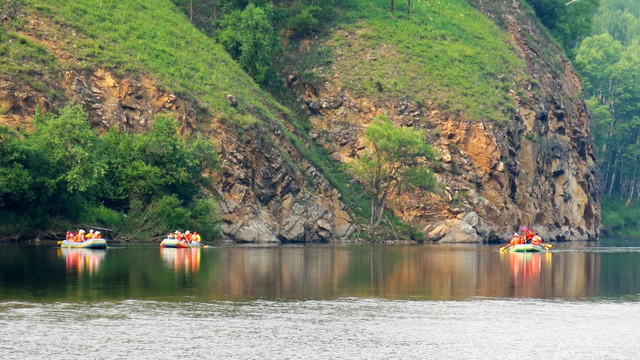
left=626, top=132, right=640, bottom=205
left=407, top=0, right=411, bottom=14
left=608, top=152, right=619, bottom=197
left=391, top=0, right=395, bottom=13
left=370, top=189, right=390, bottom=228
left=189, top=1, right=193, bottom=22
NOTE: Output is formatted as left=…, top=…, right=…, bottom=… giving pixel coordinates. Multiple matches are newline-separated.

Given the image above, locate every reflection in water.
left=161, top=248, right=201, bottom=274
left=208, top=245, right=602, bottom=300
left=502, top=252, right=551, bottom=298
left=0, top=242, right=632, bottom=301
left=58, top=248, right=106, bottom=275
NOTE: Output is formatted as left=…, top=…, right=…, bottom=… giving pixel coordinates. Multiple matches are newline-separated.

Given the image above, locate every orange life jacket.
left=531, top=236, right=542, bottom=246
left=510, top=236, right=521, bottom=246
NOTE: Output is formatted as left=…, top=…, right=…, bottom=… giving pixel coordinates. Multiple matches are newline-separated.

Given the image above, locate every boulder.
left=438, top=219, right=481, bottom=243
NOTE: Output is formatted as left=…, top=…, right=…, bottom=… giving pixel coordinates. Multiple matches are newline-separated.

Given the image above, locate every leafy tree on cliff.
left=214, top=3, right=282, bottom=85
left=349, top=115, right=437, bottom=228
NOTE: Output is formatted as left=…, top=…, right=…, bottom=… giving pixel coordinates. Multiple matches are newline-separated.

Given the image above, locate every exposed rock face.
left=212, top=122, right=354, bottom=243
left=1, top=2, right=599, bottom=243
left=0, top=14, right=354, bottom=243
left=286, top=1, right=600, bottom=242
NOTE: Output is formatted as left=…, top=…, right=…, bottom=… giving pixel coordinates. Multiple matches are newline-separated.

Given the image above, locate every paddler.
left=75, top=229, right=86, bottom=243
left=531, top=235, right=543, bottom=247
left=501, top=232, right=521, bottom=252
left=522, top=227, right=534, bottom=243
left=511, top=232, right=523, bottom=247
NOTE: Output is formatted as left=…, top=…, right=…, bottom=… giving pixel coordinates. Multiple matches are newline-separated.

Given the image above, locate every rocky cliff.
left=283, top=0, right=600, bottom=242
left=1, top=1, right=600, bottom=243
left=0, top=6, right=354, bottom=243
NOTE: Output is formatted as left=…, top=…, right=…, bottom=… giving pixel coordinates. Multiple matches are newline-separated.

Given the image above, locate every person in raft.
left=531, top=235, right=543, bottom=247
left=509, top=232, right=524, bottom=248
left=75, top=229, right=86, bottom=242
left=522, top=227, right=534, bottom=243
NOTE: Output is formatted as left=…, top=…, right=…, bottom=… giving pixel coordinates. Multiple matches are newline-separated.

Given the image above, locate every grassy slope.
left=13, top=0, right=286, bottom=123
left=287, top=0, right=527, bottom=124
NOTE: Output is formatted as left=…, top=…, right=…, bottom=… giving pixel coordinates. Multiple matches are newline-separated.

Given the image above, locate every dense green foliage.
left=0, top=106, right=220, bottom=241
left=574, top=0, right=640, bottom=236
left=525, top=0, right=600, bottom=58
left=349, top=115, right=436, bottom=228
left=171, top=0, right=346, bottom=85
left=214, top=4, right=282, bottom=85
left=601, top=199, right=640, bottom=237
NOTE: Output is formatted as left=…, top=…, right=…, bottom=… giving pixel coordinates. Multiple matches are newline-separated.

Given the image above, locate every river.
left=1, top=239, right=640, bottom=359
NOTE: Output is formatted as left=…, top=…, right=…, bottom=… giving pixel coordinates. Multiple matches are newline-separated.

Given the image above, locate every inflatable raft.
left=160, top=239, right=202, bottom=248
left=510, top=244, right=545, bottom=253
left=60, top=239, right=108, bottom=250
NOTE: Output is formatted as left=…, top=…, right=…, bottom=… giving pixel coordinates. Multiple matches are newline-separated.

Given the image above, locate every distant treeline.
left=570, top=0, right=640, bottom=235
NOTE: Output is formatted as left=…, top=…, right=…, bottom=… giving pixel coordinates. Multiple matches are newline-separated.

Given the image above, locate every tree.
left=214, top=3, right=282, bottom=84
left=30, top=105, right=104, bottom=194
left=574, top=32, right=623, bottom=99
left=349, top=115, right=437, bottom=228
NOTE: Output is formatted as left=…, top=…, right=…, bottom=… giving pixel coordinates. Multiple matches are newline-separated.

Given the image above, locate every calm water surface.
left=2, top=239, right=640, bottom=359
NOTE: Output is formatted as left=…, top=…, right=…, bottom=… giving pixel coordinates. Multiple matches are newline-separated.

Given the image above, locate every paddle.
left=499, top=244, right=511, bottom=253
left=541, top=243, right=552, bottom=250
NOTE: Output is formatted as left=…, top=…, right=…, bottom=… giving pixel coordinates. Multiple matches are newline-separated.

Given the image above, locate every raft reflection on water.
left=58, top=248, right=106, bottom=275
left=161, top=248, right=201, bottom=273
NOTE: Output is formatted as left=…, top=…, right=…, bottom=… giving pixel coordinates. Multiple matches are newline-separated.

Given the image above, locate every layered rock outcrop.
left=285, top=1, right=600, bottom=242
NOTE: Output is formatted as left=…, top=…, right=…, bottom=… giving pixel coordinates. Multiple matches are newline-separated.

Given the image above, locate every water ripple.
left=2, top=299, right=640, bottom=359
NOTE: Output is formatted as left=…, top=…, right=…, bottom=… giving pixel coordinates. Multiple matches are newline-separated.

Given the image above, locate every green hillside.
left=2, top=0, right=546, bottom=241
left=284, top=0, right=526, bottom=123
left=6, top=0, right=286, bottom=122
